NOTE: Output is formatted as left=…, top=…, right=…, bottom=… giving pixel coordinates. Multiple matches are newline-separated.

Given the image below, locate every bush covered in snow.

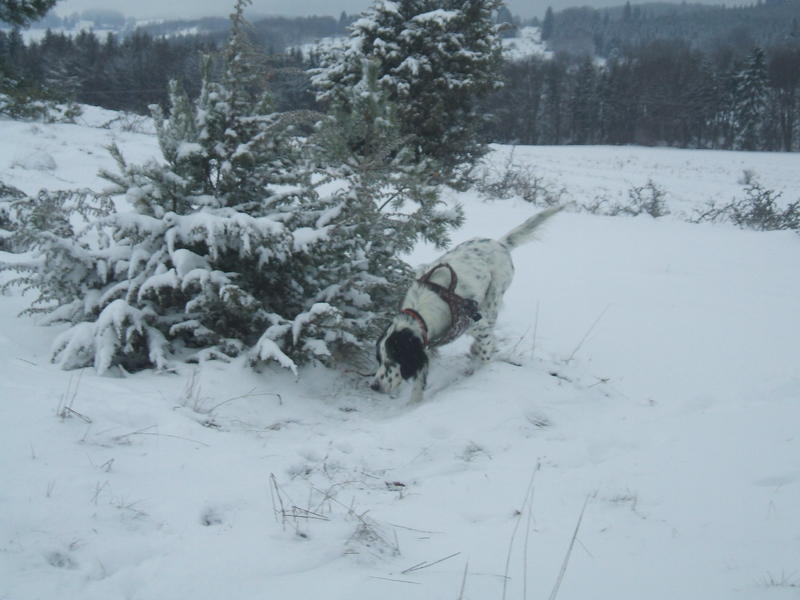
left=1, top=0, right=461, bottom=375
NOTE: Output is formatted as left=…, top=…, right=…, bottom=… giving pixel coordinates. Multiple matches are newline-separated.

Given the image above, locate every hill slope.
left=1, top=111, right=799, bottom=599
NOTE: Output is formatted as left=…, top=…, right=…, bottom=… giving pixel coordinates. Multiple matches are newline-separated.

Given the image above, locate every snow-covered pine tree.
left=569, top=56, right=598, bottom=144
left=733, top=47, right=768, bottom=151
left=25, top=0, right=322, bottom=372
left=685, top=56, right=722, bottom=148
left=540, top=57, right=566, bottom=144
left=1, top=1, right=322, bottom=373
left=313, top=0, right=504, bottom=185
left=541, top=6, right=555, bottom=42
left=3, top=0, right=464, bottom=375
left=314, top=59, right=463, bottom=250
left=310, top=59, right=464, bottom=327
left=0, top=0, right=58, bottom=27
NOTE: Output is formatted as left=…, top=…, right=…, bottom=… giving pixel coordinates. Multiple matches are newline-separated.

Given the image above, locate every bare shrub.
left=624, top=180, right=670, bottom=217
left=728, top=181, right=800, bottom=231
left=692, top=172, right=799, bottom=232
left=476, top=151, right=565, bottom=206
left=580, top=180, right=668, bottom=218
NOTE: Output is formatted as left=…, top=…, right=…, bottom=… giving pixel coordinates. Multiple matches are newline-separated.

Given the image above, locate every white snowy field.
left=1, top=110, right=799, bottom=600
left=501, top=26, right=551, bottom=62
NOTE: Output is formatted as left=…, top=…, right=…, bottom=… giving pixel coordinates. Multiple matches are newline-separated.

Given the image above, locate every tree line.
left=540, top=0, right=800, bottom=57
left=0, top=27, right=316, bottom=114
left=2, top=7, right=800, bottom=152
left=484, top=40, right=800, bottom=151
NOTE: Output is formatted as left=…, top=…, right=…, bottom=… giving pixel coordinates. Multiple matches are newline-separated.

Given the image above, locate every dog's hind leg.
left=469, top=280, right=501, bottom=363
left=469, top=320, right=497, bottom=363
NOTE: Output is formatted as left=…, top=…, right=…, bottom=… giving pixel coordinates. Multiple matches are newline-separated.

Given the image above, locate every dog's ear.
left=386, top=329, right=428, bottom=380
left=375, top=322, right=392, bottom=365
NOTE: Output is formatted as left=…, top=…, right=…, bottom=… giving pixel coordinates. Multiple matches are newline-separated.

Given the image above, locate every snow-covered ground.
left=1, top=110, right=799, bottom=600
left=502, top=26, right=550, bottom=61
left=299, top=25, right=550, bottom=63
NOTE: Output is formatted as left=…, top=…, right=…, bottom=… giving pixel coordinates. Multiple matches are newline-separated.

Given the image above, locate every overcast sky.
left=52, top=0, right=733, bottom=22
left=49, top=0, right=617, bottom=22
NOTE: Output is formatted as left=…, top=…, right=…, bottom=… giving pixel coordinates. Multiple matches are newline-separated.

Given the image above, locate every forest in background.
left=2, top=0, right=799, bottom=151
left=541, top=0, right=800, bottom=56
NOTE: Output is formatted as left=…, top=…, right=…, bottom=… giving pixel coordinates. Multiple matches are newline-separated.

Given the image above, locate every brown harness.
left=402, top=264, right=482, bottom=347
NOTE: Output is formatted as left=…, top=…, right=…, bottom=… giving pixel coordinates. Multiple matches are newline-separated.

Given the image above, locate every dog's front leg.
left=409, top=364, right=428, bottom=403
left=469, top=321, right=496, bottom=363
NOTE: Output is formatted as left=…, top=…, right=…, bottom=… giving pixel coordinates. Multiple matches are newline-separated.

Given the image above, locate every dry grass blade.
left=508, top=324, right=532, bottom=358
left=566, top=305, right=610, bottom=363
left=523, top=465, right=536, bottom=600
left=532, top=300, right=540, bottom=361
left=288, top=506, right=329, bottom=521
left=62, top=406, right=92, bottom=423
left=547, top=495, right=591, bottom=600
left=57, top=369, right=85, bottom=419
left=386, top=522, right=444, bottom=535
left=113, top=426, right=209, bottom=447
left=269, top=473, right=288, bottom=527
left=503, top=463, right=540, bottom=600
left=457, top=561, right=469, bottom=600
left=401, top=552, right=461, bottom=575
left=205, top=390, right=283, bottom=414
left=368, top=576, right=421, bottom=585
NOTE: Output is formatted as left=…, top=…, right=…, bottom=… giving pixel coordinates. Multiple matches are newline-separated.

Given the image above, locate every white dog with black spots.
left=372, top=205, right=563, bottom=403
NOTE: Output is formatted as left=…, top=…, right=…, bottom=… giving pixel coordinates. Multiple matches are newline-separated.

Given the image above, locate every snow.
left=410, top=9, right=459, bottom=26
left=177, top=141, right=204, bottom=160
left=291, top=302, right=336, bottom=345
left=10, top=149, right=57, bottom=172
left=0, top=114, right=157, bottom=195
left=485, top=143, right=800, bottom=213
left=292, top=224, right=331, bottom=252
left=137, top=268, right=179, bottom=300
left=1, top=108, right=800, bottom=600
left=502, top=26, right=551, bottom=61
left=301, top=25, right=550, bottom=64
left=170, top=248, right=209, bottom=277
left=18, top=25, right=119, bottom=44
left=396, top=55, right=424, bottom=77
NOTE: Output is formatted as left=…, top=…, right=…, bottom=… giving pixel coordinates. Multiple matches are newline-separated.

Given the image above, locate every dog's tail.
left=498, top=205, right=564, bottom=250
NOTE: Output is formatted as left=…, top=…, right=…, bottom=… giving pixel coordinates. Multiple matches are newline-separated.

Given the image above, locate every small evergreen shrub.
left=1, top=2, right=462, bottom=375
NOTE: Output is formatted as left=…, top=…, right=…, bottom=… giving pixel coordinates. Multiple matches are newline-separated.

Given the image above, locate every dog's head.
left=371, top=324, right=428, bottom=394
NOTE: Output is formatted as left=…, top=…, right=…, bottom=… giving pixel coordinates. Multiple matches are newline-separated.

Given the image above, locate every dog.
left=371, top=205, right=563, bottom=402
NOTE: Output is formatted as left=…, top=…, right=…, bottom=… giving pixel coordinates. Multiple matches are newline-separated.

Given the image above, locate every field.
left=1, top=108, right=799, bottom=599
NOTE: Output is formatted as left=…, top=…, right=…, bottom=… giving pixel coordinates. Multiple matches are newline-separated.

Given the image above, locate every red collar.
left=401, top=308, right=429, bottom=346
